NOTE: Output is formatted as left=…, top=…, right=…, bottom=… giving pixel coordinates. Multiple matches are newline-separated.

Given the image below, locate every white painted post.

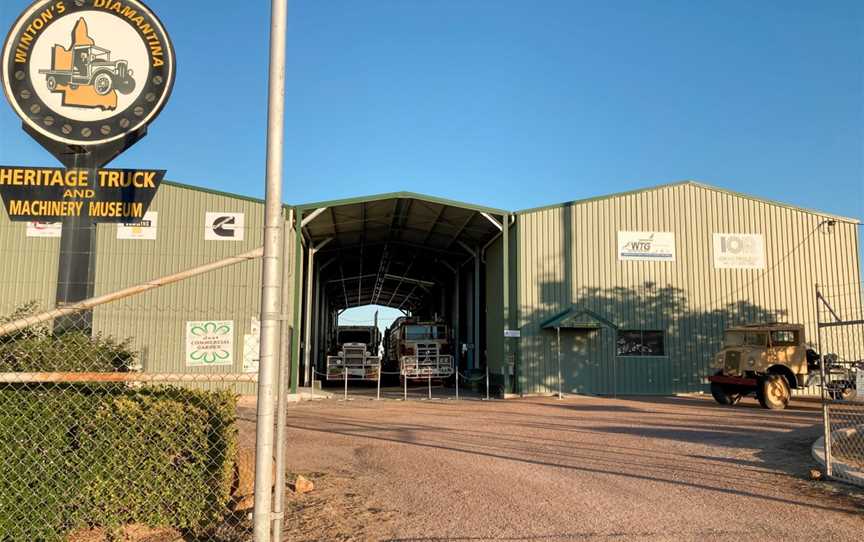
left=456, top=369, right=460, bottom=400
left=485, top=364, right=490, bottom=400
left=376, top=362, right=381, bottom=401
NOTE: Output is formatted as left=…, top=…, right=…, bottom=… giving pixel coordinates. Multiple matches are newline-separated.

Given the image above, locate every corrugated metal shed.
left=514, top=181, right=862, bottom=395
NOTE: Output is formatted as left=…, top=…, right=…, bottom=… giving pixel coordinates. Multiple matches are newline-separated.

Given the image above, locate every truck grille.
left=343, top=345, right=366, bottom=364
left=724, top=351, right=741, bottom=373
left=416, top=343, right=438, bottom=361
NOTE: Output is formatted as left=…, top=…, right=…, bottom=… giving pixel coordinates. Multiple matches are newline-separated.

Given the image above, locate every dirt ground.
left=237, top=393, right=864, bottom=542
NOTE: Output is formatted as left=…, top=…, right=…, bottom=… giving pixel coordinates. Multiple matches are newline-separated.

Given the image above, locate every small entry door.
left=560, top=328, right=615, bottom=395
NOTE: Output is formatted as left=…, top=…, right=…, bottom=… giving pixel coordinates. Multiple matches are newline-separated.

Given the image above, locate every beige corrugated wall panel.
left=517, top=183, right=862, bottom=395
left=0, top=214, right=59, bottom=316
left=91, top=183, right=268, bottom=395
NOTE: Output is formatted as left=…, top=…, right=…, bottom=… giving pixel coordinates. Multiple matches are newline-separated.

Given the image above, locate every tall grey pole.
left=253, top=0, right=288, bottom=539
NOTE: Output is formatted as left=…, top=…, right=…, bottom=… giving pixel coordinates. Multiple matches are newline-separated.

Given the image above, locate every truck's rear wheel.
left=757, top=374, right=790, bottom=410
left=46, top=75, right=57, bottom=91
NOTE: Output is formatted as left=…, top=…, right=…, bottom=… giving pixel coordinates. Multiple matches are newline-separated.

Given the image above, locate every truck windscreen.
left=339, top=331, right=371, bottom=344
left=405, top=325, right=447, bottom=341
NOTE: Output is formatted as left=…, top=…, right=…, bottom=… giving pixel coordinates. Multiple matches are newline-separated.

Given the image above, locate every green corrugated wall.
left=515, top=182, right=862, bottom=396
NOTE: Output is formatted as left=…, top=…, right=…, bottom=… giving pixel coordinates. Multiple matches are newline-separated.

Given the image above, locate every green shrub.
left=0, top=385, right=238, bottom=540
left=0, top=303, right=238, bottom=538
left=0, top=302, right=136, bottom=373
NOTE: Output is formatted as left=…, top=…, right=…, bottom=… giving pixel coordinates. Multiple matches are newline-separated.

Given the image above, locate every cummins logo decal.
left=2, top=0, right=175, bottom=146
left=205, top=212, right=244, bottom=241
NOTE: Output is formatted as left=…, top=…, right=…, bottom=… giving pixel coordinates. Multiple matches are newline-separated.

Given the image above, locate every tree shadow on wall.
left=519, top=281, right=787, bottom=395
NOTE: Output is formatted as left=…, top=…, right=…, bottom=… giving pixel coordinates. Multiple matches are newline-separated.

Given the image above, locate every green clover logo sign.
left=186, top=320, right=234, bottom=367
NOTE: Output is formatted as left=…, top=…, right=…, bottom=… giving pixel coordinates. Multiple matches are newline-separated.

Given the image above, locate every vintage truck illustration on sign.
left=38, top=18, right=136, bottom=110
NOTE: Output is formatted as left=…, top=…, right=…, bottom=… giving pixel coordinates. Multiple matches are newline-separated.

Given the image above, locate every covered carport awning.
left=288, top=192, right=512, bottom=391
left=296, top=192, right=508, bottom=313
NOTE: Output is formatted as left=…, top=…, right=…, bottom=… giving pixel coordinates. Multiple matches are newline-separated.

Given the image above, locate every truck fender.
left=767, top=365, right=799, bottom=390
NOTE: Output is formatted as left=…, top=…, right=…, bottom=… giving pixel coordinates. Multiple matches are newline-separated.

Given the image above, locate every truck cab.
left=709, top=324, right=808, bottom=409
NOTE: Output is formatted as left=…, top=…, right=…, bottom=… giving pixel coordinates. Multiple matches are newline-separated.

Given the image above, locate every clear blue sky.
left=1, top=0, right=862, bottom=283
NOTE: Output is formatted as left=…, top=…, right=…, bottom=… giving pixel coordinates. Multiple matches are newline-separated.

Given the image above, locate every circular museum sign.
left=2, top=0, right=175, bottom=146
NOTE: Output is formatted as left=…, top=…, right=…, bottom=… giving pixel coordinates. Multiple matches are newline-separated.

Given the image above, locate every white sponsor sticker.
left=618, top=231, right=675, bottom=261
left=205, top=212, right=244, bottom=241
left=26, top=221, right=62, bottom=238
left=117, top=211, right=157, bottom=240
left=713, top=233, right=765, bottom=269
left=185, top=320, right=234, bottom=367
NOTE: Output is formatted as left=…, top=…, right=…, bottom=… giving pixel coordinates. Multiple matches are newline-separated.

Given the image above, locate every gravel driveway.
left=270, top=394, right=863, bottom=541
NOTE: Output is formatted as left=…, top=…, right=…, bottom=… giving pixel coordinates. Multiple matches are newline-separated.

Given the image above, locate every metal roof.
left=515, top=180, right=860, bottom=223
left=297, top=194, right=506, bottom=312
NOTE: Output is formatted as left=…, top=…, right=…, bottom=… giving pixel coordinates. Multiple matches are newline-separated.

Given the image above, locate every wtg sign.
left=185, top=320, right=234, bottom=367
left=618, top=231, right=675, bottom=261
left=713, top=233, right=765, bottom=269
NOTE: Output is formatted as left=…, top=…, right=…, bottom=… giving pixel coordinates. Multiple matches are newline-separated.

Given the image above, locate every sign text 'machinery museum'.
left=0, top=165, right=164, bottom=221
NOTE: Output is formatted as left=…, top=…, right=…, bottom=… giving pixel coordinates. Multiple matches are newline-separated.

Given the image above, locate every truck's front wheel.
left=757, top=374, right=790, bottom=410
left=93, top=72, right=113, bottom=95
left=711, top=381, right=742, bottom=406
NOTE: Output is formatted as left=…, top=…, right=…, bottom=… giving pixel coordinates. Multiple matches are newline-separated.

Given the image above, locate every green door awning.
left=540, top=307, right=618, bottom=330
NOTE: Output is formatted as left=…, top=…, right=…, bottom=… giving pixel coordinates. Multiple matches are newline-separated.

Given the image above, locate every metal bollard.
left=344, top=367, right=348, bottom=401
left=403, top=374, right=407, bottom=401
left=428, top=372, right=432, bottom=400
left=376, top=364, right=381, bottom=401
left=456, top=370, right=460, bottom=400
left=485, top=364, right=490, bottom=400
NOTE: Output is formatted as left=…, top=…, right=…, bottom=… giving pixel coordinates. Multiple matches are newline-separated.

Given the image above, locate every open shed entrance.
left=289, top=193, right=510, bottom=394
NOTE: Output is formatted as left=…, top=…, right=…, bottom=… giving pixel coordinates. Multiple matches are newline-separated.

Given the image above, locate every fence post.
left=271, top=326, right=291, bottom=541
left=816, top=283, right=833, bottom=476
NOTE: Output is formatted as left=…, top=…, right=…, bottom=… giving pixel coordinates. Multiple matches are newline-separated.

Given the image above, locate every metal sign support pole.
left=254, top=0, right=288, bottom=539
left=404, top=375, right=407, bottom=401
left=428, top=372, right=432, bottom=399
left=344, top=368, right=348, bottom=400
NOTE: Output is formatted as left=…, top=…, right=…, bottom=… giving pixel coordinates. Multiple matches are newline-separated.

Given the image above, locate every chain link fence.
left=0, top=213, right=277, bottom=541
left=816, top=281, right=864, bottom=487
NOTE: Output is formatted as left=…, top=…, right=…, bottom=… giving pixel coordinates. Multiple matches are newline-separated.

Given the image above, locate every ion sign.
left=713, top=233, right=765, bottom=269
